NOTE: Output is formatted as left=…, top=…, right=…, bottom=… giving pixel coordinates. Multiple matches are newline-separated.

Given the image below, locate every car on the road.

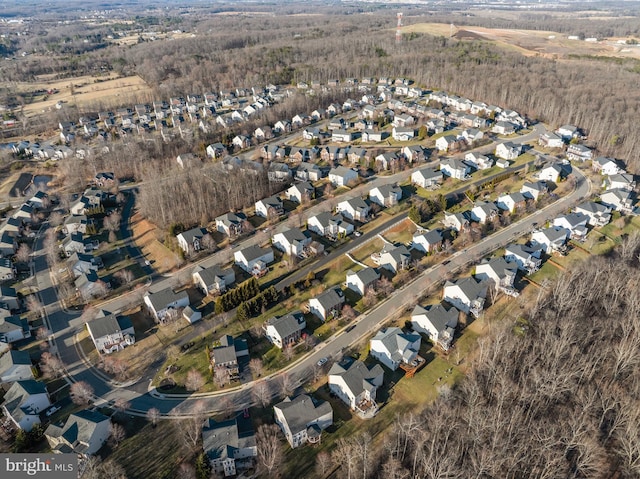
left=354, top=231, right=362, bottom=237
left=45, top=405, right=61, bottom=417
left=316, top=357, right=328, bottom=367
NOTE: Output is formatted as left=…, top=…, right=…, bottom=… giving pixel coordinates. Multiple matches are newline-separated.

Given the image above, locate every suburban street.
left=31, top=131, right=591, bottom=417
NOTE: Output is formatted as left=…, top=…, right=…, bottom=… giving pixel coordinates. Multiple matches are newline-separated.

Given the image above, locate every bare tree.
left=111, top=398, right=131, bottom=418
left=316, top=450, right=333, bottom=477
left=25, top=295, right=44, bottom=320
left=256, top=423, right=283, bottom=478
left=213, top=366, right=230, bottom=388
left=362, top=287, right=377, bottom=308
left=70, top=380, right=94, bottom=406
left=282, top=343, right=294, bottom=361
left=341, top=304, right=357, bottom=321
left=49, top=211, right=64, bottom=227
left=98, top=460, right=128, bottom=479
left=177, top=463, right=196, bottom=479
left=252, top=380, right=271, bottom=408
left=146, top=407, right=160, bottom=427
left=249, top=358, right=264, bottom=379
left=15, top=243, right=32, bottom=263
left=378, top=276, right=394, bottom=297
left=109, top=423, right=126, bottom=448
left=176, top=401, right=206, bottom=451
left=114, top=268, right=134, bottom=286
left=39, top=351, right=63, bottom=378
left=185, top=369, right=205, bottom=392
left=278, top=372, right=294, bottom=397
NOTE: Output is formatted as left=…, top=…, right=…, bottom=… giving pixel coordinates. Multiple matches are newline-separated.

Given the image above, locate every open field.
left=403, top=22, right=640, bottom=60
left=130, top=212, right=181, bottom=274
left=2, top=74, right=153, bottom=118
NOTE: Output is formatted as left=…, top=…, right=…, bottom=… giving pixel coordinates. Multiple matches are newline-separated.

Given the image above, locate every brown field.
left=130, top=212, right=182, bottom=274
left=2, top=74, right=153, bottom=118
left=404, top=22, right=640, bottom=60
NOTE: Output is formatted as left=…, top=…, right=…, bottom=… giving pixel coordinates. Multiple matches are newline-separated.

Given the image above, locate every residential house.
left=435, top=135, right=459, bottom=152
left=556, top=124, right=579, bottom=140
left=202, top=415, right=257, bottom=477
left=328, top=166, right=358, bottom=187
left=62, top=232, right=86, bottom=257
left=268, top=162, right=292, bottom=183
left=426, top=118, right=445, bottom=134
left=0, top=350, right=33, bottom=382
left=264, top=311, right=306, bottom=349
left=362, top=130, right=385, bottom=142
left=45, top=409, right=111, bottom=455
left=443, top=211, right=469, bottom=232
left=255, top=196, right=284, bottom=219
left=402, top=145, right=426, bottom=164
left=286, top=182, right=314, bottom=204
left=504, top=243, right=543, bottom=274
left=183, top=306, right=202, bottom=324
left=308, top=287, right=345, bottom=322
left=440, top=158, right=470, bottom=180
left=272, top=228, right=311, bottom=257
left=27, top=191, right=48, bottom=209
left=12, top=204, right=33, bottom=224
left=1, top=380, right=50, bottom=432
left=210, top=335, right=249, bottom=381
left=215, top=212, right=247, bottom=236
left=443, top=277, right=487, bottom=317
left=411, top=230, right=443, bottom=253
left=495, top=141, right=522, bottom=160
left=538, top=163, right=564, bottom=183
left=370, top=327, right=421, bottom=371
left=603, top=173, right=636, bottom=191
left=234, top=246, right=274, bottom=277
left=470, top=201, right=499, bottom=224
left=532, top=226, right=570, bottom=253
left=274, top=395, right=333, bottom=448
left=475, top=257, right=518, bottom=289
left=553, top=213, right=589, bottom=240
left=375, top=152, right=399, bottom=171
left=0, top=232, right=15, bottom=257
left=232, top=135, right=251, bottom=150
left=295, top=163, right=322, bottom=182
left=143, top=287, right=190, bottom=322
left=345, top=268, right=379, bottom=296
left=328, top=359, right=384, bottom=418
left=67, top=252, right=100, bottom=278
left=331, top=129, right=353, bottom=143
left=462, top=128, right=484, bottom=144
left=0, top=315, right=30, bottom=345
left=492, top=121, right=516, bottom=135
left=177, top=227, right=208, bottom=254
left=393, top=113, right=414, bottom=127
left=411, top=303, right=458, bottom=349
left=74, top=271, right=107, bottom=301
left=336, top=197, right=370, bottom=222
left=593, top=157, right=625, bottom=176
left=520, top=181, right=548, bottom=201
left=176, top=153, right=198, bottom=169
left=273, top=120, right=291, bottom=134
left=411, top=168, right=443, bottom=189
left=0, top=258, right=15, bottom=281
left=193, top=264, right=236, bottom=295
left=86, top=311, right=135, bottom=354
left=538, top=132, right=565, bottom=148
left=574, top=201, right=612, bottom=227
left=206, top=143, right=227, bottom=159
left=0, top=286, right=19, bottom=310
left=600, top=189, right=635, bottom=213
left=369, top=185, right=402, bottom=208
left=306, top=212, right=353, bottom=239
left=464, top=152, right=493, bottom=170
left=391, top=126, right=415, bottom=141
left=63, top=215, right=89, bottom=235
left=378, top=244, right=411, bottom=274
left=496, top=192, right=528, bottom=213
left=567, top=143, right=593, bottom=162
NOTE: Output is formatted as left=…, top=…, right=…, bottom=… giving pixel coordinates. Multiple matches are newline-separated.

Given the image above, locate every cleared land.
left=130, top=211, right=182, bottom=274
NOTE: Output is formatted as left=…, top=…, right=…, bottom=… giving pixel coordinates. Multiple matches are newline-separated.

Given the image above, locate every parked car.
left=316, top=357, right=328, bottom=367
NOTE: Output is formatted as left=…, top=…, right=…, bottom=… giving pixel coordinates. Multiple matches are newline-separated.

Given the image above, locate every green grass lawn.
left=320, top=255, right=361, bottom=288
left=529, top=261, right=561, bottom=284
left=382, top=220, right=417, bottom=245
left=553, top=247, right=590, bottom=269
left=581, top=233, right=616, bottom=255
left=350, top=238, right=384, bottom=264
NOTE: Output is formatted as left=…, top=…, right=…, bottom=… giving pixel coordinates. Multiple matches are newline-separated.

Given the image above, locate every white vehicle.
left=316, top=357, right=328, bottom=367
left=45, top=405, right=61, bottom=417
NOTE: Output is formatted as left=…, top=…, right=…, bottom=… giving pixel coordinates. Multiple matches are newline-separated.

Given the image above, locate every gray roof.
left=412, top=303, right=458, bottom=332
left=178, top=227, right=208, bottom=244
left=328, top=358, right=384, bottom=398
left=0, top=315, right=27, bottom=335
left=414, top=229, right=443, bottom=245
left=193, top=264, right=233, bottom=287
left=274, top=395, right=332, bottom=435
left=145, top=287, right=189, bottom=312
left=538, top=226, right=568, bottom=243
left=216, top=212, right=246, bottom=225
left=46, top=409, right=110, bottom=454
left=373, top=184, right=402, bottom=199
left=444, top=277, right=487, bottom=301
left=238, top=245, right=272, bottom=263
left=505, top=243, right=542, bottom=259
left=279, top=227, right=310, bottom=245
left=64, top=214, right=88, bottom=226
left=202, top=415, right=255, bottom=462
left=3, top=380, right=48, bottom=423
left=258, top=196, right=283, bottom=208
left=415, top=167, right=441, bottom=180
left=576, top=201, right=610, bottom=214
left=87, top=314, right=132, bottom=339
left=371, top=327, right=420, bottom=364
left=342, top=196, right=369, bottom=211
left=0, top=349, right=31, bottom=373
left=67, top=252, right=94, bottom=265
left=329, top=165, right=355, bottom=178
left=266, top=311, right=305, bottom=340
left=74, top=270, right=99, bottom=289
left=348, top=267, right=379, bottom=285
left=476, top=257, right=518, bottom=279
left=220, top=335, right=248, bottom=355
left=557, top=212, right=588, bottom=228
left=314, top=287, right=345, bottom=311
left=212, top=345, right=237, bottom=365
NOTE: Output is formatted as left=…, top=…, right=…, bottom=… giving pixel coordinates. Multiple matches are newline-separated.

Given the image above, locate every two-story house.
left=274, top=395, right=333, bottom=448
left=264, top=311, right=306, bottom=349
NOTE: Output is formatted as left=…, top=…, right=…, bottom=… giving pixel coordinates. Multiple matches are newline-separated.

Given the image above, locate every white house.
left=264, top=311, right=306, bottom=349
left=192, top=264, right=236, bottom=295
left=593, top=157, right=625, bottom=176
left=538, top=132, right=564, bottom=148
left=370, top=327, right=421, bottom=371
left=328, top=358, right=384, bottom=418
left=272, top=228, right=311, bottom=257
left=86, top=311, right=135, bottom=354
left=0, top=350, right=33, bottom=382
left=2, top=380, right=51, bottom=432
left=328, top=166, right=358, bottom=187
left=475, top=257, right=518, bottom=289
left=504, top=243, right=543, bottom=274
left=307, top=212, right=353, bottom=238
left=177, top=227, right=209, bottom=254
left=470, top=201, right=499, bottom=224
left=411, top=230, right=443, bottom=253
left=464, top=152, right=493, bottom=170
left=45, top=409, right=111, bottom=455
left=567, top=143, right=593, bottom=162
left=443, top=211, right=469, bottom=232
left=202, top=416, right=256, bottom=477
left=0, top=315, right=30, bottom=345
left=411, top=168, right=443, bottom=189
left=443, top=277, right=487, bottom=317
left=538, top=164, right=563, bottom=183
left=496, top=192, right=528, bottom=213
left=308, top=287, right=345, bottom=321
left=378, top=244, right=411, bottom=274
left=495, top=141, right=522, bottom=160
left=144, top=288, right=190, bottom=322
left=440, top=158, right=470, bottom=180
left=532, top=226, right=570, bottom=253
left=411, top=303, right=458, bottom=350
left=255, top=196, right=284, bottom=219
left=336, top=197, right=370, bottom=222
left=574, top=201, right=612, bottom=227
left=435, top=135, right=459, bottom=152
left=492, top=121, right=516, bottom=135
left=234, top=246, right=274, bottom=277
left=553, top=213, right=589, bottom=240
left=369, top=185, right=402, bottom=208
left=600, top=188, right=635, bottom=213
left=520, top=181, right=548, bottom=201
left=603, top=173, right=636, bottom=191
left=556, top=124, right=579, bottom=140
left=345, top=268, right=379, bottom=296
left=332, top=129, right=353, bottom=143
left=295, top=163, right=322, bottom=182
left=274, top=395, right=333, bottom=448
left=286, top=182, right=314, bottom=204
left=391, top=126, right=415, bottom=141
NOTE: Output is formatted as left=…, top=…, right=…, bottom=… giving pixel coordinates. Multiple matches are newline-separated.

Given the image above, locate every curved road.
left=35, top=124, right=590, bottom=417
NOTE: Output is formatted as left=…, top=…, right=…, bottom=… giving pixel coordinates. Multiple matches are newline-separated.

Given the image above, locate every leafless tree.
left=282, top=343, right=294, bottom=361
left=39, top=351, right=63, bottom=378
left=341, top=304, right=357, bottom=321
left=252, top=380, right=271, bottom=408
left=114, top=268, right=134, bottom=285
left=378, top=276, right=394, bottom=297
left=249, top=358, right=264, bottom=379
left=185, top=369, right=205, bottom=392
left=146, top=407, right=160, bottom=427
left=97, top=460, right=127, bottom=479
left=316, top=450, right=333, bottom=477
left=213, top=366, right=230, bottom=388
left=201, top=233, right=216, bottom=251
left=177, top=463, right=196, bottom=479
left=176, top=401, right=206, bottom=452
left=109, top=423, right=126, bottom=448
left=15, top=243, right=31, bottom=263
left=278, top=372, right=294, bottom=397
left=362, top=287, right=377, bottom=308
left=70, top=380, right=94, bottom=405
left=256, top=423, right=283, bottom=478
left=49, top=211, right=64, bottom=227
left=111, top=398, right=131, bottom=417
left=26, top=295, right=44, bottom=320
